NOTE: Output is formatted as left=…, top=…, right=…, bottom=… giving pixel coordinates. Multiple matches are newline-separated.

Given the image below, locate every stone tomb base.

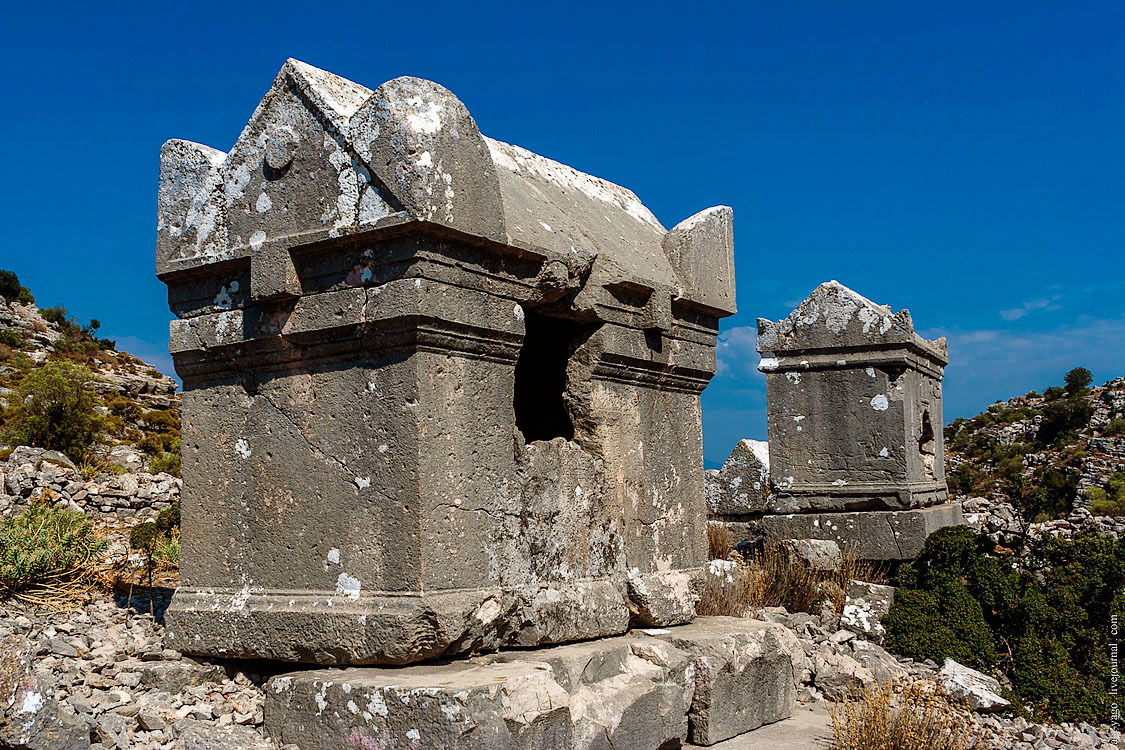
left=758, top=502, right=964, bottom=561
left=263, top=617, right=802, bottom=749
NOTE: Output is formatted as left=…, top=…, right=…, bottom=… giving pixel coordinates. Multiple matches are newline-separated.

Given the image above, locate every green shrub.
left=149, top=439, right=181, bottom=476
left=0, top=502, right=106, bottom=597
left=155, top=501, right=180, bottom=534
left=882, top=526, right=1125, bottom=723
left=0, top=329, right=25, bottom=348
left=0, top=270, right=33, bottom=305
left=4, top=361, right=105, bottom=461
left=1037, top=396, right=1093, bottom=447
left=1102, top=418, right=1125, bottom=437
left=1043, top=386, right=1065, bottom=401
left=1064, top=367, right=1093, bottom=396
left=141, top=409, right=180, bottom=433
left=138, top=433, right=175, bottom=455
left=884, top=583, right=997, bottom=670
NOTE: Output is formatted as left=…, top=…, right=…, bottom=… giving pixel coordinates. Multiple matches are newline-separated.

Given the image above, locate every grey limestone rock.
left=262, top=616, right=798, bottom=750
left=938, top=658, right=1011, bottom=713
left=706, top=439, right=770, bottom=515
left=839, top=580, right=895, bottom=644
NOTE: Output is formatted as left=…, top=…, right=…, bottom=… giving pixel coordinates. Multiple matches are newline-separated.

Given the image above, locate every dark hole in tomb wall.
left=514, top=311, right=583, bottom=442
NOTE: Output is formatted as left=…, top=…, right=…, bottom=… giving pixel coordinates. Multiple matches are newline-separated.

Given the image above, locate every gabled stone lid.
left=755, top=281, right=947, bottom=363
left=157, top=59, right=735, bottom=318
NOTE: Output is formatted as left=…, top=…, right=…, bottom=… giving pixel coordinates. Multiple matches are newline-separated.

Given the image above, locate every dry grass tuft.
left=707, top=521, right=736, bottom=560
left=829, top=679, right=994, bottom=750
left=699, top=528, right=888, bottom=617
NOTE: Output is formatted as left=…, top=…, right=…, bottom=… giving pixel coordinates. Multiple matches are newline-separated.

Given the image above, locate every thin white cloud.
left=998, top=295, right=1061, bottom=322
left=921, top=315, right=1125, bottom=418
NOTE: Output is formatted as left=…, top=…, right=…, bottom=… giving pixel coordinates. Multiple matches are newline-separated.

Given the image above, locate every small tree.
left=0, top=269, right=34, bottom=305
left=4, top=361, right=105, bottom=461
left=1064, top=367, right=1093, bottom=396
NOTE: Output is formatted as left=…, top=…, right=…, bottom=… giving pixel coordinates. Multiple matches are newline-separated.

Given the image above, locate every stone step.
left=262, top=616, right=803, bottom=749
left=690, top=704, right=832, bottom=749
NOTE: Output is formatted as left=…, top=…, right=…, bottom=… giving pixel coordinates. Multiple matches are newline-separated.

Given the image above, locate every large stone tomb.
left=753, top=281, right=962, bottom=559
left=157, top=59, right=736, bottom=664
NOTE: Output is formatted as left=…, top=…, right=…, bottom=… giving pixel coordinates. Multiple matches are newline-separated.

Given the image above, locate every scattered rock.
left=840, top=580, right=895, bottom=644
left=939, top=658, right=1011, bottom=713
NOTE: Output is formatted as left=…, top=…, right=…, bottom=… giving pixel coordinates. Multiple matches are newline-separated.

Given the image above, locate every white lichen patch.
left=513, top=304, right=525, bottom=321
left=758, top=356, right=779, bottom=372
left=354, top=476, right=371, bottom=489
left=20, top=691, right=43, bottom=714
left=879, top=447, right=889, bottom=457
left=336, top=572, right=361, bottom=599
left=326, top=548, right=341, bottom=565
left=870, top=394, right=889, bottom=411
left=255, top=192, right=273, bottom=213
left=234, top=439, right=252, bottom=459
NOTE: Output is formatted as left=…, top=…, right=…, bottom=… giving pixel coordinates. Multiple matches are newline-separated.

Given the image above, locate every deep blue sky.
left=1, top=2, right=1122, bottom=466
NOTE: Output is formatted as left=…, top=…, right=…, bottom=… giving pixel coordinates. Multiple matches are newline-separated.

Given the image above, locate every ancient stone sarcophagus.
left=157, top=60, right=735, bottom=664
left=754, top=281, right=961, bottom=559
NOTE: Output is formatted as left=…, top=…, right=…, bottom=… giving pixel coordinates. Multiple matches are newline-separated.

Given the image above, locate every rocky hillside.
left=945, top=370, right=1125, bottom=529
left=0, top=281, right=180, bottom=475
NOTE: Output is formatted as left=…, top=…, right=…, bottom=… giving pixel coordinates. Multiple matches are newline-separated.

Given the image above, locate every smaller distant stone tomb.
left=749, top=281, right=962, bottom=560
left=157, top=59, right=737, bottom=665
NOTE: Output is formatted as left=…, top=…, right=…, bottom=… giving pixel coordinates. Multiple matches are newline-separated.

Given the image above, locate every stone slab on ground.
left=263, top=617, right=800, bottom=749
left=640, top=617, right=801, bottom=745
left=760, top=501, right=964, bottom=560
left=689, top=703, right=831, bottom=750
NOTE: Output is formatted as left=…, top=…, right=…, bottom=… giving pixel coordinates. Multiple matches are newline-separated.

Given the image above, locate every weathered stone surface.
left=811, top=649, right=874, bottom=700
left=939, top=659, right=1011, bottom=713
left=160, top=60, right=733, bottom=664
left=753, top=281, right=960, bottom=560
left=263, top=618, right=799, bottom=749
left=761, top=503, right=964, bottom=561
left=706, top=439, right=770, bottom=515
left=781, top=539, right=841, bottom=572
left=0, top=635, right=91, bottom=750
left=264, top=636, right=690, bottom=750
left=848, top=640, right=909, bottom=683
left=840, top=580, right=895, bottom=644
left=642, top=617, right=801, bottom=746
left=758, top=281, right=948, bottom=514
left=173, top=718, right=276, bottom=749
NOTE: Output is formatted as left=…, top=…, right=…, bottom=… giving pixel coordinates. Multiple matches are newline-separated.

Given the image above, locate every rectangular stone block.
left=760, top=502, right=964, bottom=560
left=642, top=617, right=800, bottom=746
left=262, top=617, right=801, bottom=749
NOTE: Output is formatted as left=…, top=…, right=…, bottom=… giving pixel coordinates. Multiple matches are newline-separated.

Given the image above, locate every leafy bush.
left=1037, top=396, right=1092, bottom=447
left=829, top=679, right=995, bottom=750
left=0, top=501, right=107, bottom=600
left=883, top=526, right=1125, bottom=723
left=1087, top=473, right=1125, bottom=516
left=0, top=270, right=34, bottom=305
left=1064, top=367, right=1092, bottom=395
left=141, top=409, right=180, bottom=433
left=4, top=361, right=105, bottom=461
left=0, top=329, right=25, bottom=348
left=38, top=305, right=114, bottom=352
left=1102, top=418, right=1125, bottom=437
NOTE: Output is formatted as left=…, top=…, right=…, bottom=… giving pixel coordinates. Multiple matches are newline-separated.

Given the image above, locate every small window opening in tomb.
left=514, top=312, right=582, bottom=442
left=879, top=364, right=906, bottom=383
left=918, top=409, right=936, bottom=478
